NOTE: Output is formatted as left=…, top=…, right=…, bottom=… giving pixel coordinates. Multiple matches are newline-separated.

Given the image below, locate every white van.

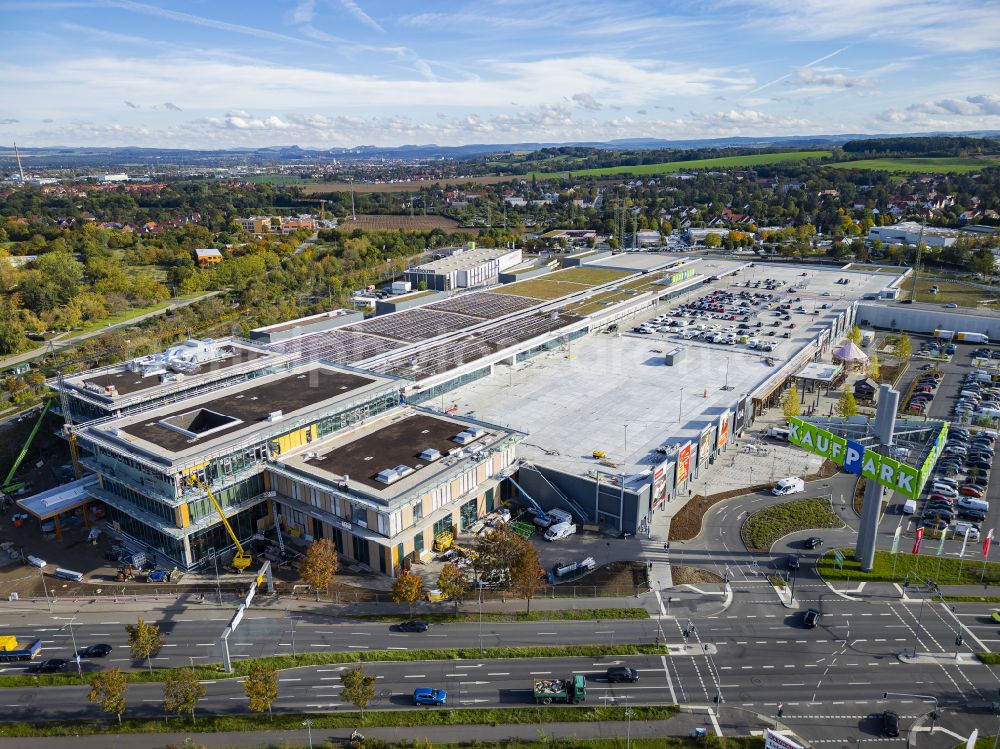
left=772, top=477, right=805, bottom=496
left=901, top=499, right=917, bottom=515
left=534, top=507, right=573, bottom=528
left=952, top=522, right=980, bottom=540
left=957, top=497, right=989, bottom=512
left=544, top=522, right=577, bottom=541
left=977, top=407, right=1000, bottom=419
left=767, top=427, right=791, bottom=440
left=931, top=483, right=958, bottom=497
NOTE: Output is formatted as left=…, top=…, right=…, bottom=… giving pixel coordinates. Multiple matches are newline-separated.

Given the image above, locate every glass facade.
left=515, top=329, right=587, bottom=363
left=406, top=366, right=492, bottom=405
left=105, top=504, right=185, bottom=564
left=459, top=498, right=477, bottom=531
left=187, top=474, right=265, bottom=522
left=187, top=502, right=269, bottom=565
left=103, top=478, right=176, bottom=524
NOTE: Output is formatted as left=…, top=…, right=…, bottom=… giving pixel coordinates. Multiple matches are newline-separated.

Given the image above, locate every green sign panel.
left=833, top=549, right=845, bottom=570
left=787, top=417, right=944, bottom=500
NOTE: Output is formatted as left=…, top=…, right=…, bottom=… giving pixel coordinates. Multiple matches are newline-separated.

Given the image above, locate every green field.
left=832, top=157, right=1000, bottom=174
left=530, top=151, right=833, bottom=179
left=244, top=174, right=319, bottom=184
left=899, top=278, right=1000, bottom=307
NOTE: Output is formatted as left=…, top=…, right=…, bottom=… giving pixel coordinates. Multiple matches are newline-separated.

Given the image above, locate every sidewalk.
left=0, top=712, right=761, bottom=749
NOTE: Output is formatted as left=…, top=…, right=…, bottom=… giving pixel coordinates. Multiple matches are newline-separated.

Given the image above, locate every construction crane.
left=2, top=399, right=52, bottom=496
left=184, top=474, right=252, bottom=571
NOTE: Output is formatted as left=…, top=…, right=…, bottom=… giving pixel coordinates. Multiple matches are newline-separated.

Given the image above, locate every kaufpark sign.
left=787, top=417, right=946, bottom=500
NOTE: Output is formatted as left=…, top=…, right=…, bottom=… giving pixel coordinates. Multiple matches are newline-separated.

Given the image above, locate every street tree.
left=299, top=537, right=339, bottom=600
left=893, top=334, right=912, bottom=361
left=509, top=538, right=543, bottom=614
left=243, top=661, right=279, bottom=720
left=836, top=391, right=859, bottom=418
left=782, top=387, right=801, bottom=421
left=391, top=570, right=425, bottom=617
left=163, top=667, right=206, bottom=725
left=126, top=618, right=165, bottom=674
left=472, top=523, right=524, bottom=589
left=436, top=562, right=468, bottom=613
left=340, top=665, right=377, bottom=722
left=868, top=354, right=881, bottom=380
left=87, top=668, right=129, bottom=726
left=847, top=324, right=862, bottom=345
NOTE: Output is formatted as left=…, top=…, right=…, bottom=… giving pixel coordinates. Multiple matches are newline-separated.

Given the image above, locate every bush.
left=742, top=498, right=841, bottom=551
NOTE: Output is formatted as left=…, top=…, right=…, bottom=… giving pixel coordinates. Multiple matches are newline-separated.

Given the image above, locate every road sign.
left=834, top=549, right=845, bottom=570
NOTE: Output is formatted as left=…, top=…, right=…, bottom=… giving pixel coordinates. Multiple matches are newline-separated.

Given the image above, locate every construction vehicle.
left=0, top=636, right=42, bottom=662
left=2, top=400, right=52, bottom=496
left=433, top=530, right=454, bottom=552
left=185, top=475, right=252, bottom=571
left=533, top=674, right=587, bottom=704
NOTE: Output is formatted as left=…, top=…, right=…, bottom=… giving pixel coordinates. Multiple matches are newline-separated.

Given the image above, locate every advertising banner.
left=698, top=426, right=714, bottom=466
left=652, top=460, right=671, bottom=508
left=734, top=395, right=751, bottom=434
left=788, top=417, right=932, bottom=499
left=676, top=442, right=692, bottom=485
left=765, top=729, right=804, bottom=749
left=717, top=411, right=731, bottom=449
left=912, top=526, right=924, bottom=555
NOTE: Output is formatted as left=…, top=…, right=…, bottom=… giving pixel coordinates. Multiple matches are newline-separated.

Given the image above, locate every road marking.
left=487, top=672, right=510, bottom=676
left=278, top=678, right=301, bottom=682
left=536, top=632, right=558, bottom=635
left=403, top=675, right=425, bottom=679
left=848, top=682, right=871, bottom=685
left=661, top=654, right=677, bottom=704
left=195, top=643, right=215, bottom=647
left=709, top=708, right=723, bottom=737
left=348, top=646, right=369, bottom=649
left=529, top=671, right=551, bottom=675
left=782, top=683, right=806, bottom=687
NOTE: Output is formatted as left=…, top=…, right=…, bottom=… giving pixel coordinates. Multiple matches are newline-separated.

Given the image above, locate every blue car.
left=413, top=688, right=447, bottom=706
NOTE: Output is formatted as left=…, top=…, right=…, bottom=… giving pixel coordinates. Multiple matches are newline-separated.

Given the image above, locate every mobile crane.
left=184, top=474, right=253, bottom=571
left=2, top=400, right=52, bottom=497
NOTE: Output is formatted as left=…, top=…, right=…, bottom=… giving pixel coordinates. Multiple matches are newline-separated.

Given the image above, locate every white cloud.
left=338, top=0, right=383, bottom=32
left=289, top=0, right=316, bottom=24
left=877, top=94, right=1000, bottom=127
left=572, top=93, right=602, bottom=111
left=163, top=102, right=182, bottom=111
left=786, top=67, right=870, bottom=90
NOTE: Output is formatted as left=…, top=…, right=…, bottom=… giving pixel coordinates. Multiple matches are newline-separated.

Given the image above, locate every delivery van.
left=534, top=508, right=573, bottom=528
left=772, top=477, right=805, bottom=496
left=901, top=499, right=917, bottom=515
left=544, top=522, right=577, bottom=541
left=957, top=497, right=989, bottom=513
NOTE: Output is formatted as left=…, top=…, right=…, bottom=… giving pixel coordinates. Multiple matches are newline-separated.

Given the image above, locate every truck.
left=933, top=329, right=955, bottom=341
left=956, top=332, right=990, bottom=344
left=533, top=674, right=587, bottom=704
left=0, top=637, right=42, bottom=662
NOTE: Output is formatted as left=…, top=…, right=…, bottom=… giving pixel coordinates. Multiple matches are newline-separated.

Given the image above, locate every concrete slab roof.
left=588, top=252, right=676, bottom=272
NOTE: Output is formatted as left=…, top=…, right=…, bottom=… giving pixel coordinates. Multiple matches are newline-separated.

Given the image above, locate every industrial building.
left=404, top=245, right=522, bottom=291
left=867, top=221, right=964, bottom=248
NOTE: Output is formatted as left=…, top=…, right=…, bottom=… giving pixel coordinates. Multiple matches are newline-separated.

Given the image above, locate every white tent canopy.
left=832, top=341, right=869, bottom=364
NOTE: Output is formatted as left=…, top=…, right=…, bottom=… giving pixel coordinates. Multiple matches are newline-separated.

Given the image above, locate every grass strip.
left=817, top=548, right=1000, bottom=585
left=0, top=644, right=664, bottom=688
left=0, top=705, right=680, bottom=738
left=226, top=737, right=760, bottom=749
left=742, top=498, right=841, bottom=552
left=358, top=608, right=650, bottom=624
left=977, top=653, right=1000, bottom=665
left=943, top=596, right=1000, bottom=603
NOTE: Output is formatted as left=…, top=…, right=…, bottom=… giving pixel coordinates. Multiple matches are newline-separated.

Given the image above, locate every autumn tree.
left=391, top=570, right=425, bottom=618
left=893, top=334, right=912, bottom=361
left=835, top=391, right=859, bottom=418
left=437, top=562, right=468, bottom=613
left=472, top=523, right=525, bottom=589
left=87, top=668, right=129, bottom=725
left=340, top=665, right=377, bottom=722
left=243, top=661, right=279, bottom=720
left=868, top=354, right=881, bottom=380
left=782, top=387, right=801, bottom=421
left=509, top=538, right=543, bottom=614
left=299, top=537, right=339, bottom=600
left=126, top=618, right=165, bottom=674
left=163, top=668, right=206, bottom=724
left=847, top=324, right=862, bottom=346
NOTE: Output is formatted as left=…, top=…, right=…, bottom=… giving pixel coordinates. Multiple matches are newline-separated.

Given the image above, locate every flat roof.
left=89, top=363, right=396, bottom=460
left=795, top=362, right=843, bottom=383
left=77, top=344, right=269, bottom=398
left=253, top=309, right=356, bottom=334
left=17, top=476, right=99, bottom=520
left=588, top=253, right=676, bottom=272
left=446, top=259, right=890, bottom=478
left=282, top=409, right=519, bottom=501
left=410, top=247, right=518, bottom=274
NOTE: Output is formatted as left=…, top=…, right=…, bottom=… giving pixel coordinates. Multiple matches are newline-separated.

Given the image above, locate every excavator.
left=184, top=474, right=253, bottom=571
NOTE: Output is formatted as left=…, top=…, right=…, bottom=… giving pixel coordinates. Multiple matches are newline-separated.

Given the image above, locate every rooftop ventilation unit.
left=267, top=410, right=284, bottom=422
left=452, top=431, right=476, bottom=445
left=375, top=467, right=401, bottom=485
left=394, top=464, right=415, bottom=479
left=419, top=448, right=442, bottom=462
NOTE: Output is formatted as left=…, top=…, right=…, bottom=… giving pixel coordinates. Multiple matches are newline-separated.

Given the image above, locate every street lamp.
left=56, top=612, right=81, bottom=677
left=39, top=568, right=51, bottom=611
left=624, top=698, right=634, bottom=749
left=208, top=548, right=223, bottom=606
left=882, top=692, right=939, bottom=731
left=302, top=718, right=314, bottom=749
left=290, top=616, right=299, bottom=659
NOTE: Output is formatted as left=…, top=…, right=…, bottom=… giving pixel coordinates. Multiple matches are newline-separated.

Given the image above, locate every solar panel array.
left=343, top=307, right=479, bottom=343
left=270, top=329, right=403, bottom=364
left=426, top=291, right=540, bottom=319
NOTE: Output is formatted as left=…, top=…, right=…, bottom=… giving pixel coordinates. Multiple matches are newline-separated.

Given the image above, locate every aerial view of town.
left=1, top=2, right=1000, bottom=748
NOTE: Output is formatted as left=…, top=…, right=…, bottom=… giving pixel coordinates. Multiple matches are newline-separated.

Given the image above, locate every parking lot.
left=909, top=338, right=999, bottom=547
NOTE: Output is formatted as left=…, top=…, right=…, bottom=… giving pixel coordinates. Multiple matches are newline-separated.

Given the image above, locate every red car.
left=927, top=494, right=955, bottom=504
left=960, top=485, right=985, bottom=498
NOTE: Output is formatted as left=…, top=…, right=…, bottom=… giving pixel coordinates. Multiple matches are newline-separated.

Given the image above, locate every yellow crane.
left=185, top=475, right=253, bottom=571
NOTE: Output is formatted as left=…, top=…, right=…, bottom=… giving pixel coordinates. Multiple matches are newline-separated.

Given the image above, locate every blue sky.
left=1, top=0, right=999, bottom=148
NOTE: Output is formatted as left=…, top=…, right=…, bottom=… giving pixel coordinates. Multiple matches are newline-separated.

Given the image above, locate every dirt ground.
left=671, top=565, right=723, bottom=584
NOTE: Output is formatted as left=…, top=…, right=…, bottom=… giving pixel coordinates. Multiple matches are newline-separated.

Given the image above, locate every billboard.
left=717, top=411, right=731, bottom=449
left=734, top=395, right=751, bottom=434
left=787, top=416, right=944, bottom=500
left=676, top=442, right=692, bottom=485
left=652, top=460, right=671, bottom=508
left=765, top=730, right=804, bottom=749
left=698, top=426, right=715, bottom=466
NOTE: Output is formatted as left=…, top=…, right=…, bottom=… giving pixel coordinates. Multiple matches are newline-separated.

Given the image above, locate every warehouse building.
left=404, top=245, right=522, bottom=291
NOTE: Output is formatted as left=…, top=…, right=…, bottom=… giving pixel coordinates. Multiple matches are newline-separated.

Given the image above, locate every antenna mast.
left=13, top=142, right=25, bottom=182
left=909, top=221, right=924, bottom=301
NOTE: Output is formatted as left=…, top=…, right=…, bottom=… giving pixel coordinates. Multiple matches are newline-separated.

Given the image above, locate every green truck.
left=533, top=674, right=587, bottom=704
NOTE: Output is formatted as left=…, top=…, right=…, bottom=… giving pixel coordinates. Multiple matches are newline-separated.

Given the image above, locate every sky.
left=1, top=0, right=999, bottom=149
